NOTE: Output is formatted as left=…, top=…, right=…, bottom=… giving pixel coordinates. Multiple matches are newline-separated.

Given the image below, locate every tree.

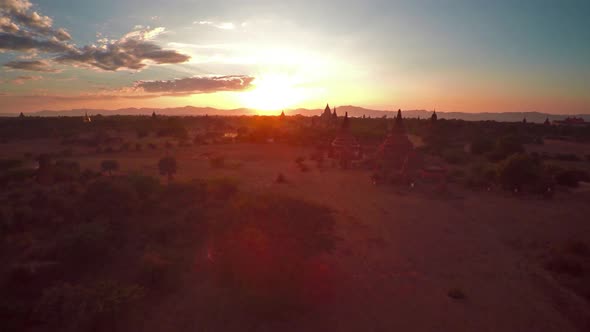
left=497, top=153, right=541, bottom=190
left=100, top=160, right=119, bottom=176
left=158, top=156, right=177, bottom=183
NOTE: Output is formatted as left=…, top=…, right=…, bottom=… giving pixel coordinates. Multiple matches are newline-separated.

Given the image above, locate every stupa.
left=331, top=112, right=360, bottom=168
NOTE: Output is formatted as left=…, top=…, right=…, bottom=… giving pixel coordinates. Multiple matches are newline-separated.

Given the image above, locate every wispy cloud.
left=4, top=59, right=59, bottom=72
left=11, top=75, right=42, bottom=84
left=195, top=20, right=236, bottom=30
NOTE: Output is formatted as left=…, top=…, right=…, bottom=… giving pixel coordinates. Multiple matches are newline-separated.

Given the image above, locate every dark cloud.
left=0, top=0, right=71, bottom=40
left=135, top=75, right=255, bottom=94
left=2, top=2, right=189, bottom=72
left=3, top=59, right=58, bottom=72
left=0, top=32, right=72, bottom=52
left=55, top=38, right=190, bottom=71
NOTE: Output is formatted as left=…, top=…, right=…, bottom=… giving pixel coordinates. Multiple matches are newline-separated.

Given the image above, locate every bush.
left=0, top=168, right=36, bottom=186
left=158, top=156, right=177, bottom=182
left=207, top=177, right=239, bottom=201
left=470, top=136, right=494, bottom=155
left=35, top=280, right=143, bottom=330
left=139, top=251, right=173, bottom=289
left=441, top=149, right=470, bottom=165
left=208, top=194, right=335, bottom=312
left=82, top=179, right=139, bottom=219
left=276, top=173, right=287, bottom=183
left=209, top=156, right=225, bottom=169
left=553, top=153, right=581, bottom=162
left=497, top=154, right=542, bottom=189
left=0, top=159, right=23, bottom=171
left=545, top=256, right=584, bottom=277
left=51, top=222, right=110, bottom=264
left=100, top=160, right=119, bottom=175
left=489, top=135, right=524, bottom=161
left=53, top=160, right=81, bottom=182
left=555, top=169, right=590, bottom=187
left=127, top=174, right=161, bottom=200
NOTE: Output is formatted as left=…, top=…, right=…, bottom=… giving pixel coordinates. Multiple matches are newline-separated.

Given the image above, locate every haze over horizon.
left=1, top=0, right=589, bottom=114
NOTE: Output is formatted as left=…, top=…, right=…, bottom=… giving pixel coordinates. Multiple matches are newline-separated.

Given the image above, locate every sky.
left=1, top=0, right=589, bottom=114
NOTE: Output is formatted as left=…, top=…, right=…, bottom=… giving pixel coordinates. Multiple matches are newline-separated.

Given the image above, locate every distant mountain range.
left=2, top=105, right=589, bottom=123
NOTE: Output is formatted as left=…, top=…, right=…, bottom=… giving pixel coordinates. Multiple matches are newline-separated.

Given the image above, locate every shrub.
left=53, top=160, right=81, bottom=182
left=51, top=222, right=110, bottom=264
left=139, top=251, right=173, bottom=289
left=35, top=281, right=143, bottom=330
left=276, top=173, right=287, bottom=183
left=207, top=177, right=239, bottom=201
left=0, top=168, right=36, bottom=186
left=208, top=194, right=335, bottom=312
left=470, top=136, right=494, bottom=155
left=448, top=288, right=466, bottom=300
left=101, top=160, right=119, bottom=176
left=497, top=154, right=542, bottom=189
left=441, top=149, right=470, bottom=165
left=209, top=156, right=225, bottom=169
left=553, top=153, right=581, bottom=162
left=158, top=156, right=177, bottom=182
left=545, top=256, right=584, bottom=277
left=0, top=159, right=23, bottom=171
left=489, top=135, right=524, bottom=161
left=555, top=169, right=590, bottom=187
left=82, top=179, right=139, bottom=219
left=136, top=129, right=149, bottom=138
left=127, top=174, right=161, bottom=200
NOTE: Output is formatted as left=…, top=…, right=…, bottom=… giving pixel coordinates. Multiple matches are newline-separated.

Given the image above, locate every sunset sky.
left=1, top=0, right=589, bottom=114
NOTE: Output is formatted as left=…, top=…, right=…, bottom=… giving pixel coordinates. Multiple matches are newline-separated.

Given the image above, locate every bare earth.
left=3, top=140, right=590, bottom=331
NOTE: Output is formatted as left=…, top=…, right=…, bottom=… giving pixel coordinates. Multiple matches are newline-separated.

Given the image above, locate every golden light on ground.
left=241, top=74, right=309, bottom=114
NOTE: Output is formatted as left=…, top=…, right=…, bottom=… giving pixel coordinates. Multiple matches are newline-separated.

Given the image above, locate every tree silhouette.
left=158, top=156, right=177, bottom=183
left=100, top=160, right=119, bottom=176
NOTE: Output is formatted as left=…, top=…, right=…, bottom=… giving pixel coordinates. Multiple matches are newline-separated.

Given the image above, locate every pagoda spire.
left=395, top=109, right=403, bottom=127
left=341, top=112, right=349, bottom=129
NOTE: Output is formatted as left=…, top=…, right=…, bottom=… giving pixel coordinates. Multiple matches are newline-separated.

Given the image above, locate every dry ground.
left=3, top=139, right=590, bottom=331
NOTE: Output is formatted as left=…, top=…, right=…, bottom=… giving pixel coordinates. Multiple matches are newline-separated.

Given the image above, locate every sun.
left=241, top=74, right=307, bottom=114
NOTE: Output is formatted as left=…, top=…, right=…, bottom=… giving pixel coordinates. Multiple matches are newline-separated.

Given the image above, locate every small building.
left=552, top=117, right=587, bottom=127
left=83, top=112, right=92, bottom=123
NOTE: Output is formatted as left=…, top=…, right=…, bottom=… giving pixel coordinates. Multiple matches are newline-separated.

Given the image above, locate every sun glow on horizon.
left=240, top=74, right=311, bottom=114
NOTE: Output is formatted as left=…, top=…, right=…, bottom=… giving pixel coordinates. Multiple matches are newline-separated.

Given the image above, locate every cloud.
left=195, top=20, right=236, bottom=30
left=3, top=59, right=58, bottom=72
left=134, top=75, right=255, bottom=94
left=55, top=32, right=191, bottom=71
left=11, top=74, right=42, bottom=84
left=0, top=0, right=71, bottom=40
left=0, top=32, right=72, bottom=52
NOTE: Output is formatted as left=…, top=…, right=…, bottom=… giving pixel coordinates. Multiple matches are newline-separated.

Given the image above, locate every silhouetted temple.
left=544, top=117, right=551, bottom=126
left=431, top=110, right=438, bottom=122
left=83, top=112, right=92, bottom=123
left=320, top=103, right=338, bottom=127
left=331, top=112, right=360, bottom=167
left=377, top=110, right=414, bottom=170
left=321, top=104, right=332, bottom=120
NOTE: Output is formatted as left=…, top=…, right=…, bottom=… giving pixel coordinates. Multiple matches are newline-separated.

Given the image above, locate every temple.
left=330, top=112, right=360, bottom=168
left=320, top=103, right=338, bottom=127
left=377, top=110, right=414, bottom=170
